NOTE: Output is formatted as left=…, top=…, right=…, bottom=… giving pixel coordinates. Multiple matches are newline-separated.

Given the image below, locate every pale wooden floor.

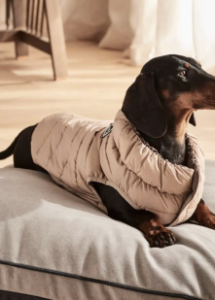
left=0, top=41, right=215, bottom=167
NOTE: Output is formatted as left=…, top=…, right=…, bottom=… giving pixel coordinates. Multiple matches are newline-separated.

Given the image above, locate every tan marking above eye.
left=184, top=62, right=190, bottom=68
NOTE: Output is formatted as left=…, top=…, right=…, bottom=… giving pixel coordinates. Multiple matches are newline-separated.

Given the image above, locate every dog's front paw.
left=199, top=212, right=215, bottom=230
left=145, top=227, right=176, bottom=248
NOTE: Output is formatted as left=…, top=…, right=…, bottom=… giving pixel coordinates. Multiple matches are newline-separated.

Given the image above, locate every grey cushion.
left=0, top=161, right=215, bottom=300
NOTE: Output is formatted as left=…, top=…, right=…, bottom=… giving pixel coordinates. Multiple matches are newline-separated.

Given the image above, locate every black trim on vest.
left=0, top=260, right=203, bottom=300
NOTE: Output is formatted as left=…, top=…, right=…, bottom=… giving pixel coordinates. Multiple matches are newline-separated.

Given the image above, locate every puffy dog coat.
left=31, top=110, right=205, bottom=226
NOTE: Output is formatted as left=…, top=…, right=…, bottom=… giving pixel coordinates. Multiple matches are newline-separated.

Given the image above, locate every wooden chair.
left=0, top=0, right=68, bottom=80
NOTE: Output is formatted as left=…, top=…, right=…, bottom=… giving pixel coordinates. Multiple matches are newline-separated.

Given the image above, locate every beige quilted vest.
left=31, top=110, right=205, bottom=226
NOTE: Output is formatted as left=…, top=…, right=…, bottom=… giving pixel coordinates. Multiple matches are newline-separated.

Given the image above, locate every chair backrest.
left=5, top=0, right=47, bottom=37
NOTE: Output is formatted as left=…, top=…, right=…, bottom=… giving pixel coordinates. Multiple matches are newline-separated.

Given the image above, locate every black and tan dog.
left=1, top=54, right=215, bottom=248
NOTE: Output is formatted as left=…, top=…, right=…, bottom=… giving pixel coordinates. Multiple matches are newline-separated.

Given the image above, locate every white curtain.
left=60, top=0, right=109, bottom=42
left=61, top=0, right=215, bottom=69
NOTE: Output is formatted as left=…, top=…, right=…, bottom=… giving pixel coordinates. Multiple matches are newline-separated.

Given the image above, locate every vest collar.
left=112, top=110, right=204, bottom=195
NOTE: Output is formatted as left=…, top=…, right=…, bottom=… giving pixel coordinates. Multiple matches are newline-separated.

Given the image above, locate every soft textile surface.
left=60, top=0, right=215, bottom=68
left=0, top=162, right=214, bottom=300
left=99, top=0, right=215, bottom=69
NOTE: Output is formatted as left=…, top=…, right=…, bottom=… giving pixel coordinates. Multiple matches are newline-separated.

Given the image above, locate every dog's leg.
left=92, top=182, right=176, bottom=247
left=13, top=125, right=47, bottom=173
left=138, top=215, right=176, bottom=247
left=191, top=199, right=215, bottom=229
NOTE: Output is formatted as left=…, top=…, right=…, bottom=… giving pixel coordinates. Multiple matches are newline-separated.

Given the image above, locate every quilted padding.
left=31, top=110, right=205, bottom=225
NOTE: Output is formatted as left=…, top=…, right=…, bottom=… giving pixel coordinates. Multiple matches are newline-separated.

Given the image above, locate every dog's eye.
left=178, top=70, right=187, bottom=78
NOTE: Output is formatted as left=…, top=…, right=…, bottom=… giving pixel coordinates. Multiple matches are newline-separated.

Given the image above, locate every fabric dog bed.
left=0, top=161, right=214, bottom=300
left=31, top=110, right=205, bottom=226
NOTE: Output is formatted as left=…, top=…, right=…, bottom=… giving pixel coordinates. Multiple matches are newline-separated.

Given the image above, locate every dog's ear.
left=122, top=72, right=167, bottom=138
left=189, top=113, right=196, bottom=126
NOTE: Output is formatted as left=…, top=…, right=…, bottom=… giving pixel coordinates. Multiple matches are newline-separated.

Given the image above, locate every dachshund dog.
left=1, top=54, right=215, bottom=248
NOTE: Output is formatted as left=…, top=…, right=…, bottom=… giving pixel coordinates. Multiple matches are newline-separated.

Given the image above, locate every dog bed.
left=0, top=161, right=214, bottom=300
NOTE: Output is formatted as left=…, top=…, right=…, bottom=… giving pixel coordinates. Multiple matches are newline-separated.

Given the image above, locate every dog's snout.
left=201, top=78, right=215, bottom=108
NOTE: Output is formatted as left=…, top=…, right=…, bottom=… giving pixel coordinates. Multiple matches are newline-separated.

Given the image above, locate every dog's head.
left=122, top=55, right=215, bottom=138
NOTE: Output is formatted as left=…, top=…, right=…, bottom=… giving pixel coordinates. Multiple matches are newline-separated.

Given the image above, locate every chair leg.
left=15, top=41, right=28, bottom=59
left=45, top=0, right=67, bottom=80
left=11, top=0, right=28, bottom=59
